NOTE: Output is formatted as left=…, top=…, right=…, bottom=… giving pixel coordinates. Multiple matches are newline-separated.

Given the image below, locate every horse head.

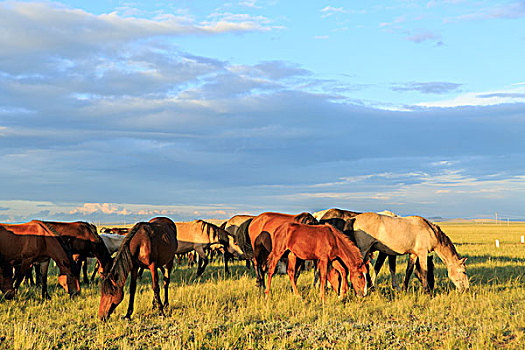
left=0, top=266, right=15, bottom=300
left=348, top=261, right=368, bottom=297
left=99, top=275, right=124, bottom=321
left=58, top=274, right=81, bottom=297
left=448, top=257, right=469, bottom=292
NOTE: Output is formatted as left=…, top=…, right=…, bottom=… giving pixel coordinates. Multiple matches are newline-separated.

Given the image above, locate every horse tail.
left=237, top=218, right=254, bottom=259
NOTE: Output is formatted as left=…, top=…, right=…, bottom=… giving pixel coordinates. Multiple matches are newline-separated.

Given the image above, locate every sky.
left=0, top=0, right=524, bottom=223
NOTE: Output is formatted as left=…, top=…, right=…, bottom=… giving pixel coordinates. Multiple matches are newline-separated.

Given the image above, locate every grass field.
left=0, top=222, right=524, bottom=349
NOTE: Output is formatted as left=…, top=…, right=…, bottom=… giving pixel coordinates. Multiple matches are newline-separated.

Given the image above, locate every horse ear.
left=460, top=257, right=467, bottom=265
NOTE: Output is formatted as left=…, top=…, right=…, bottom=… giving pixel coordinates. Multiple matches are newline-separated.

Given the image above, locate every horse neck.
left=433, top=242, right=460, bottom=270
left=94, top=241, right=113, bottom=268
left=334, top=237, right=360, bottom=269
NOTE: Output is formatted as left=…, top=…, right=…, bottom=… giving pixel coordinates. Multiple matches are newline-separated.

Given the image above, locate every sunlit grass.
left=0, top=223, right=523, bottom=349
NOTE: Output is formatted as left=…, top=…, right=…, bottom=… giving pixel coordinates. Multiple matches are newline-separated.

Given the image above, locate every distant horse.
left=352, top=213, right=468, bottom=292
left=99, top=217, right=178, bottom=321
left=0, top=253, right=15, bottom=299
left=35, top=221, right=113, bottom=298
left=0, top=222, right=80, bottom=298
left=100, top=227, right=129, bottom=235
left=90, top=233, right=126, bottom=282
left=221, top=215, right=255, bottom=268
left=265, top=222, right=368, bottom=301
left=248, top=212, right=318, bottom=289
left=175, top=220, right=244, bottom=276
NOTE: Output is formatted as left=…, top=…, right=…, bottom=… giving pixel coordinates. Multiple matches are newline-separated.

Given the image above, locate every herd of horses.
left=0, top=208, right=469, bottom=321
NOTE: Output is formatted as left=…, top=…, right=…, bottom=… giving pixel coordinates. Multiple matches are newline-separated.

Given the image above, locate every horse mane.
left=200, top=220, right=229, bottom=245
left=102, top=222, right=146, bottom=294
left=328, top=224, right=363, bottom=266
left=421, top=218, right=459, bottom=257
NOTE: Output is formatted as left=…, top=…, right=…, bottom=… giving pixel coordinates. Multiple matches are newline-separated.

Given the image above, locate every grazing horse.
left=99, top=217, right=178, bottom=321
left=248, top=212, right=319, bottom=290
left=175, top=220, right=244, bottom=276
left=35, top=221, right=113, bottom=299
left=265, top=223, right=368, bottom=301
left=0, top=222, right=80, bottom=297
left=352, top=213, right=469, bottom=292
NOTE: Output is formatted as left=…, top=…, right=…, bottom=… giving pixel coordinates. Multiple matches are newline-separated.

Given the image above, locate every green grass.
left=0, top=223, right=524, bottom=349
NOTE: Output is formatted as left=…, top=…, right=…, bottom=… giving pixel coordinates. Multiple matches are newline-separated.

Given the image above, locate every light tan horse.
left=176, top=220, right=244, bottom=276
left=353, top=213, right=469, bottom=292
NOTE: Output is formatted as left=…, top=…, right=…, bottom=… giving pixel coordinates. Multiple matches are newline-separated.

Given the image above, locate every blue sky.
left=1, top=0, right=524, bottom=223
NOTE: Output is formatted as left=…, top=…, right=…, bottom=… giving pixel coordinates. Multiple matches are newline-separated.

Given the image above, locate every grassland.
left=0, top=222, right=524, bottom=349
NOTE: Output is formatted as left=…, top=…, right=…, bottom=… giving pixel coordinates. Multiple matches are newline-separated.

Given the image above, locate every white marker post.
left=521, top=235, right=524, bottom=244
left=495, top=240, right=500, bottom=248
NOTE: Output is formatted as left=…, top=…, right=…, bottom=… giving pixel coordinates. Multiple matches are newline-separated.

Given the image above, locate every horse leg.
left=90, top=261, right=99, bottom=283
left=286, top=253, right=300, bottom=296
left=124, top=267, right=139, bottom=319
left=81, top=258, right=89, bottom=285
left=35, top=263, right=42, bottom=286
left=264, top=249, right=284, bottom=298
left=163, top=261, right=173, bottom=308
left=39, top=260, right=51, bottom=300
left=318, top=259, right=328, bottom=302
left=415, top=255, right=435, bottom=292
left=416, top=253, right=430, bottom=293
left=149, top=264, right=164, bottom=315
left=195, top=247, right=208, bottom=277
left=371, top=252, right=387, bottom=288
left=404, top=254, right=417, bottom=290
left=331, top=260, right=349, bottom=299
left=223, top=251, right=233, bottom=275
left=388, top=255, right=400, bottom=290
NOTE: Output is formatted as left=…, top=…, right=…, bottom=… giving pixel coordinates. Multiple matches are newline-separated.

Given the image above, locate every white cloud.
left=417, top=86, right=525, bottom=107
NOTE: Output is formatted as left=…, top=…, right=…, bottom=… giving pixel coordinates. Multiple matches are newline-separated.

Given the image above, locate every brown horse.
left=248, top=212, right=318, bottom=289
left=99, top=217, right=178, bottom=321
left=35, top=221, right=113, bottom=299
left=353, top=213, right=469, bottom=292
left=265, top=222, right=368, bottom=301
left=175, top=220, right=244, bottom=276
left=0, top=222, right=80, bottom=297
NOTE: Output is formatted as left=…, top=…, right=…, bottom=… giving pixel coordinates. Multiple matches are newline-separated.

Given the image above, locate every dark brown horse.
left=248, top=212, right=318, bottom=289
left=99, top=217, right=178, bottom=321
left=265, top=222, right=368, bottom=301
left=318, top=208, right=361, bottom=221
left=0, top=222, right=80, bottom=297
left=36, top=221, right=113, bottom=299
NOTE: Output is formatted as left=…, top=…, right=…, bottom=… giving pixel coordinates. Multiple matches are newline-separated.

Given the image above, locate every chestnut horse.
left=248, top=212, right=318, bottom=289
left=99, top=217, right=178, bottom=321
left=36, top=221, right=113, bottom=299
left=265, top=222, right=368, bottom=301
left=0, top=222, right=80, bottom=298
left=353, top=213, right=469, bottom=292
